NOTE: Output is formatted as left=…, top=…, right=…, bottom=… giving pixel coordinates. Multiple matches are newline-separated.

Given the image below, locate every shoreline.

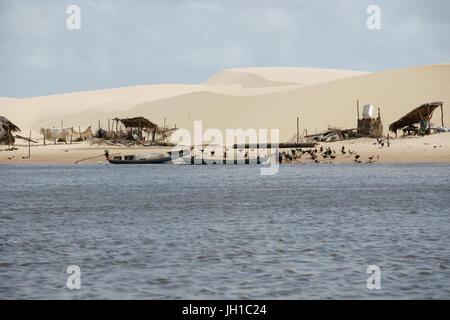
left=2, top=133, right=450, bottom=165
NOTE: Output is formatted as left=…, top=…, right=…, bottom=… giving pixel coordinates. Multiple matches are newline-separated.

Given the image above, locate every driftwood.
left=15, top=135, right=37, bottom=143
left=305, top=128, right=358, bottom=142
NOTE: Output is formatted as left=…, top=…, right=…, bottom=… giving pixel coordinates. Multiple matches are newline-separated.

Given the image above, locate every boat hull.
left=107, top=157, right=172, bottom=164
left=106, top=149, right=189, bottom=164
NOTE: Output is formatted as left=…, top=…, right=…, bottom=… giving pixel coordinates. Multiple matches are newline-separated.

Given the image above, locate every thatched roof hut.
left=389, top=102, right=444, bottom=133
left=0, top=116, right=20, bottom=144
left=114, top=116, right=158, bottom=130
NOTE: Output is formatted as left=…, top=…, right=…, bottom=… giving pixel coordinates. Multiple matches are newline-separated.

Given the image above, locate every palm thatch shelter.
left=389, top=102, right=444, bottom=135
left=0, top=116, right=20, bottom=144
left=113, top=116, right=160, bottom=141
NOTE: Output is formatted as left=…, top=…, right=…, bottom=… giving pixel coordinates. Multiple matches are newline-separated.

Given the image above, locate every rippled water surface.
left=1, top=163, right=449, bottom=299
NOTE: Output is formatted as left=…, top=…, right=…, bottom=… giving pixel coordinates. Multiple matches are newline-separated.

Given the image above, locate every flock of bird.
left=281, top=145, right=379, bottom=164
left=196, top=144, right=380, bottom=164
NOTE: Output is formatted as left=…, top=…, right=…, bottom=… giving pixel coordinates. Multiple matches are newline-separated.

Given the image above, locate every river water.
left=0, top=163, right=449, bottom=299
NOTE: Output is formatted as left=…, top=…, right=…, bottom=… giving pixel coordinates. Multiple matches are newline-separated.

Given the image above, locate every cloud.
left=0, top=0, right=449, bottom=97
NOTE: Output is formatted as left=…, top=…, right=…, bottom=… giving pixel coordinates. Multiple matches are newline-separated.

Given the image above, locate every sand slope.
left=0, top=64, right=449, bottom=142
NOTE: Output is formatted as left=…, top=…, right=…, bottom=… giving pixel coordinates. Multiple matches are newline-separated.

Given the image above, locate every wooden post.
left=296, top=117, right=299, bottom=143
left=357, top=99, right=360, bottom=122
left=441, top=103, right=445, bottom=127
left=7, top=122, right=11, bottom=150
left=387, top=134, right=390, bottom=147
left=28, top=130, right=31, bottom=158
left=138, top=118, right=142, bottom=140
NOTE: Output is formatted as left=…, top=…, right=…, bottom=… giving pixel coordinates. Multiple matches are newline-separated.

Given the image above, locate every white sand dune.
left=1, top=64, right=449, bottom=143
left=220, top=67, right=369, bottom=85
left=204, top=70, right=295, bottom=87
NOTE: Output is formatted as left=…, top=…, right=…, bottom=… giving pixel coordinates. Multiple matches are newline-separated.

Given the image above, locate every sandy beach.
left=1, top=64, right=450, bottom=164
left=1, top=132, right=449, bottom=165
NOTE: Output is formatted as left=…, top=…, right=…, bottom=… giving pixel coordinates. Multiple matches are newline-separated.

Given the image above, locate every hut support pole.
left=357, top=100, right=360, bottom=122
left=28, top=130, right=31, bottom=158
left=7, top=122, right=11, bottom=150
left=441, top=104, right=445, bottom=127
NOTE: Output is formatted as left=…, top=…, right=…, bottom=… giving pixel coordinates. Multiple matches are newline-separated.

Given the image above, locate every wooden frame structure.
left=389, top=102, right=444, bottom=136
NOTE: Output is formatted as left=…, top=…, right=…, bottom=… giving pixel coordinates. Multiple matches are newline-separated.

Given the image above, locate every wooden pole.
left=28, top=130, right=31, bottom=158
left=387, top=133, right=390, bottom=147
left=357, top=100, right=360, bottom=122
left=441, top=103, right=445, bottom=127
left=296, top=117, right=299, bottom=143
left=7, top=122, right=11, bottom=150
left=138, top=118, right=142, bottom=140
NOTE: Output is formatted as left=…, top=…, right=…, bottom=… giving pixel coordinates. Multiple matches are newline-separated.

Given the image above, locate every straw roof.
left=114, top=116, right=158, bottom=130
left=0, top=115, right=20, bottom=144
left=389, top=102, right=443, bottom=133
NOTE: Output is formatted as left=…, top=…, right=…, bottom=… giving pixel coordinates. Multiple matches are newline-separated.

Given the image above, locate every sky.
left=0, top=0, right=449, bottom=98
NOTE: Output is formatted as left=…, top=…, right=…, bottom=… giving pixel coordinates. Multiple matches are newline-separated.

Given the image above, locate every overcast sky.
left=0, top=0, right=449, bottom=98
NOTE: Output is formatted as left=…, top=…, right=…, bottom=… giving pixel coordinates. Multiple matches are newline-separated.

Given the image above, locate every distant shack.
left=0, top=116, right=20, bottom=145
left=357, top=104, right=383, bottom=138
left=113, top=116, right=159, bottom=141
left=389, top=102, right=444, bottom=136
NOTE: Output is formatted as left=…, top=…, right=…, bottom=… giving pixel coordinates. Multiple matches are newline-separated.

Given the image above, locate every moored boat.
left=104, top=149, right=189, bottom=164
